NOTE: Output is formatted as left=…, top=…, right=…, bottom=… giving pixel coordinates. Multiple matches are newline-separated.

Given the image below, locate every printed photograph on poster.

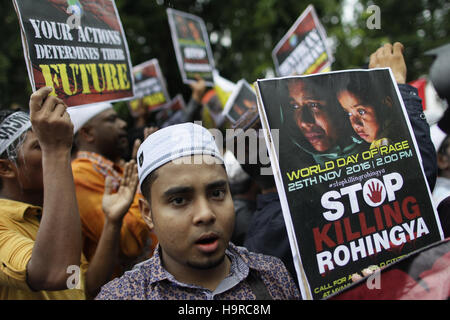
left=222, top=79, right=258, bottom=124
left=167, top=8, right=215, bottom=87
left=255, top=69, right=444, bottom=300
left=272, top=4, right=334, bottom=77
left=129, top=59, right=170, bottom=117
left=13, top=0, right=135, bottom=107
left=158, top=94, right=186, bottom=126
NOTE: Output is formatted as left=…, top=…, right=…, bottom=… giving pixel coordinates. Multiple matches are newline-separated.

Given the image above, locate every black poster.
left=255, top=69, right=444, bottom=299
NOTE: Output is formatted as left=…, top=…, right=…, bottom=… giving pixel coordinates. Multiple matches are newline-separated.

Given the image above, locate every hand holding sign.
left=369, top=42, right=407, bottom=84
left=29, top=86, right=73, bottom=153
left=190, top=75, right=207, bottom=103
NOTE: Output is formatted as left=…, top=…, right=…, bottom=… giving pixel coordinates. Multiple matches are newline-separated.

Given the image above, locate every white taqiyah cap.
left=137, top=122, right=224, bottom=189
left=67, top=102, right=113, bottom=133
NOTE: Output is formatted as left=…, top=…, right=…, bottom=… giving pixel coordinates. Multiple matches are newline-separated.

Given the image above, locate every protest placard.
left=167, top=8, right=215, bottom=87
left=222, top=79, right=257, bottom=124
left=129, top=59, right=170, bottom=117
left=255, top=69, right=444, bottom=299
left=213, top=70, right=236, bottom=108
left=13, top=0, right=134, bottom=107
left=272, top=4, right=333, bottom=77
left=156, top=93, right=186, bottom=125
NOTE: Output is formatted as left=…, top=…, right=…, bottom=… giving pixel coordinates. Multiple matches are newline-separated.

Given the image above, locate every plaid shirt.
left=95, top=243, right=300, bottom=300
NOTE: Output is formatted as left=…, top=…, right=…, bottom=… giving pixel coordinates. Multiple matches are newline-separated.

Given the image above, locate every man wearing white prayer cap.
left=96, top=122, right=300, bottom=300
left=68, top=102, right=157, bottom=280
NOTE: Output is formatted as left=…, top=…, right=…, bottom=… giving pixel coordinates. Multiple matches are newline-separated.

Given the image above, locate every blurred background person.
left=68, top=103, right=158, bottom=280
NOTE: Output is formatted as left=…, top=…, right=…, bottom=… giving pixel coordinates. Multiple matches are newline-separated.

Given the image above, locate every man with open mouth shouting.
left=96, top=122, right=300, bottom=300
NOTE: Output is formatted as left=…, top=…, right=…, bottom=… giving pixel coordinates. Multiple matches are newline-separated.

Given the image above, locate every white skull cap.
left=137, top=122, right=224, bottom=190
left=67, top=102, right=113, bottom=133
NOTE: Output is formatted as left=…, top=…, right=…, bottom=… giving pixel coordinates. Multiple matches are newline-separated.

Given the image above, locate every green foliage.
left=1, top=0, right=449, bottom=110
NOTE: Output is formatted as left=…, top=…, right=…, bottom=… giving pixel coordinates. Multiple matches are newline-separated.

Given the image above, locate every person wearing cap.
left=68, top=103, right=157, bottom=280
left=0, top=87, right=139, bottom=299
left=95, top=122, right=300, bottom=300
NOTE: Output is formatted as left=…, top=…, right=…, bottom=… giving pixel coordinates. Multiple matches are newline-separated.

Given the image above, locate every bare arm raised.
left=85, top=160, right=139, bottom=298
left=26, top=87, right=82, bottom=291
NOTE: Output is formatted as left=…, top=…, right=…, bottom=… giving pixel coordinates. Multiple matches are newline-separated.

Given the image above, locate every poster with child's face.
left=255, top=69, right=444, bottom=299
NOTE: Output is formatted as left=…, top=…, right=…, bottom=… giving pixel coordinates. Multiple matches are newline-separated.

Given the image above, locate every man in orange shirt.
left=68, top=103, right=157, bottom=278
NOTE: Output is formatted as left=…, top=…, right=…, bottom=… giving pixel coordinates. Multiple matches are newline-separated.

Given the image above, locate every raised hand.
left=29, top=86, right=74, bottom=153
left=102, top=160, right=138, bottom=224
left=26, top=87, right=81, bottom=291
left=190, top=75, right=207, bottom=103
left=369, top=42, right=407, bottom=84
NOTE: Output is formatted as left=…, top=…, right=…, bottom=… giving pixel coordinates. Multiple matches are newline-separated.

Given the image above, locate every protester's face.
left=148, top=155, right=234, bottom=273
left=89, top=109, right=128, bottom=160
left=337, top=90, right=379, bottom=143
left=288, top=81, right=338, bottom=152
left=15, top=130, right=43, bottom=191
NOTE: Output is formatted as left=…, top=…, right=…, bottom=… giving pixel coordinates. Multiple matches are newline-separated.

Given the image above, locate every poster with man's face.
left=255, top=69, right=444, bottom=300
left=167, top=8, right=215, bottom=86
left=14, top=0, right=135, bottom=107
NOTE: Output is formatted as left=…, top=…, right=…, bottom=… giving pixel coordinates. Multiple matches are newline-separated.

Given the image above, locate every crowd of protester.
left=0, top=20, right=448, bottom=300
